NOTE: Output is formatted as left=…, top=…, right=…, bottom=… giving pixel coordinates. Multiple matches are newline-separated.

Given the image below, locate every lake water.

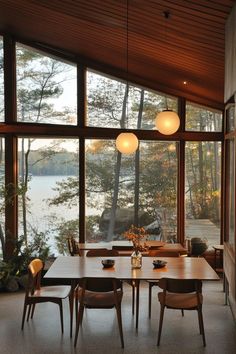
left=23, top=175, right=100, bottom=255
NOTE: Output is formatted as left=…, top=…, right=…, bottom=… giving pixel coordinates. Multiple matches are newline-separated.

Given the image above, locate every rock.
left=99, top=208, right=153, bottom=234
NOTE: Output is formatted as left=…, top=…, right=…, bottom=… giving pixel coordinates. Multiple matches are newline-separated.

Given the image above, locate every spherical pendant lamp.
left=155, top=109, right=180, bottom=135
left=116, top=132, right=138, bottom=154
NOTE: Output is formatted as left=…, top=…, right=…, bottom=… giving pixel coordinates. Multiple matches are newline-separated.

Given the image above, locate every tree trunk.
left=21, top=138, right=31, bottom=245
left=0, top=223, right=5, bottom=259
left=107, top=152, right=122, bottom=241
left=134, top=89, right=144, bottom=226
left=107, top=84, right=128, bottom=241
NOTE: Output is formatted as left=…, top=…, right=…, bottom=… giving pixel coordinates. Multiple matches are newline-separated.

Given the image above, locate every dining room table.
left=44, top=255, right=219, bottom=337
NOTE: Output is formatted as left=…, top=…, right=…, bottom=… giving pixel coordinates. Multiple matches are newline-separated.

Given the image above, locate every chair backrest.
left=28, top=258, right=44, bottom=293
left=148, top=250, right=180, bottom=257
left=86, top=249, right=119, bottom=257
left=67, top=236, right=81, bottom=256
left=158, top=278, right=202, bottom=294
left=112, top=245, right=133, bottom=251
left=80, top=277, right=122, bottom=293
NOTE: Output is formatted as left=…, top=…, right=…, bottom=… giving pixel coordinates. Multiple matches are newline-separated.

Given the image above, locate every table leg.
left=135, top=280, right=140, bottom=330
left=69, top=280, right=77, bottom=338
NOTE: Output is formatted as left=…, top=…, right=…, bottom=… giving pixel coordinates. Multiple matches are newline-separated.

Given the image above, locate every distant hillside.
left=18, top=150, right=78, bottom=176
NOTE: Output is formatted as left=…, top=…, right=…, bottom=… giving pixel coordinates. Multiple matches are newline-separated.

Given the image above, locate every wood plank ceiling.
left=0, top=0, right=235, bottom=110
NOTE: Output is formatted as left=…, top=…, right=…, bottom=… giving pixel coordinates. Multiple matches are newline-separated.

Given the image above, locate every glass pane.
left=87, top=70, right=177, bottom=130
left=185, top=142, right=221, bottom=251
left=16, top=43, right=77, bottom=125
left=0, top=138, right=5, bottom=259
left=85, top=139, right=177, bottom=243
left=226, top=105, right=235, bottom=133
left=18, top=138, right=79, bottom=256
left=228, top=140, right=235, bottom=246
left=186, top=102, right=222, bottom=132
left=0, top=36, right=4, bottom=122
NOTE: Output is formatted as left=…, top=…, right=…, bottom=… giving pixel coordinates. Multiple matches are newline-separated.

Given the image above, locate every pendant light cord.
left=126, top=0, right=129, bottom=124
left=163, top=10, right=170, bottom=110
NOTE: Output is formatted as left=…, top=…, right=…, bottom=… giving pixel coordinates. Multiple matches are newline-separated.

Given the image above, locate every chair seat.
left=32, top=285, right=71, bottom=299
left=78, top=288, right=123, bottom=308
left=158, top=292, right=203, bottom=309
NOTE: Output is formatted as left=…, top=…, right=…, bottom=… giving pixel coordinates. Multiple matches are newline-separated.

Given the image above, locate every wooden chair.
left=67, top=236, right=81, bottom=256
left=147, top=250, right=180, bottom=318
left=86, top=248, right=136, bottom=317
left=21, top=258, right=71, bottom=333
left=74, top=277, right=124, bottom=348
left=157, top=278, right=205, bottom=346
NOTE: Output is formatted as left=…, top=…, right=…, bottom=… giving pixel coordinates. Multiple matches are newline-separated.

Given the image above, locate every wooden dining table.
left=44, top=255, right=219, bottom=337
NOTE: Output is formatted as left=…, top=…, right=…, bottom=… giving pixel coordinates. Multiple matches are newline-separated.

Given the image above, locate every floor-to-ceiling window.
left=185, top=141, right=221, bottom=249
left=0, top=36, right=4, bottom=258
left=0, top=38, right=223, bottom=258
left=0, top=36, right=4, bottom=123
left=0, top=137, right=5, bottom=258
left=14, top=43, right=79, bottom=256
left=225, top=104, right=235, bottom=248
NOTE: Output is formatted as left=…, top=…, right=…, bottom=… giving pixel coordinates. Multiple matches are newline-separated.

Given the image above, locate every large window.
left=0, top=39, right=224, bottom=257
left=0, top=36, right=4, bottom=122
left=185, top=141, right=221, bottom=248
left=0, top=137, right=4, bottom=258
left=85, top=139, right=177, bottom=243
left=16, top=44, right=77, bottom=125
left=87, top=70, right=177, bottom=130
left=17, top=138, right=79, bottom=256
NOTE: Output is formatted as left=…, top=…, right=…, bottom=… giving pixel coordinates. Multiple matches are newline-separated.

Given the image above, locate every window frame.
left=0, top=35, right=224, bottom=258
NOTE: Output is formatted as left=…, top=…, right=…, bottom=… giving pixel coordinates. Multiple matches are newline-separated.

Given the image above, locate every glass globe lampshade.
left=116, top=132, right=138, bottom=154
left=155, top=109, right=180, bottom=135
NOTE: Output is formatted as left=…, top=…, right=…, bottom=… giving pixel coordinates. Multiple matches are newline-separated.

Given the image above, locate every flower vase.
left=131, top=250, right=142, bottom=269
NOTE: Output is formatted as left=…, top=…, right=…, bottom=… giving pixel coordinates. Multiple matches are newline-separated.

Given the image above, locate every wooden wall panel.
left=224, top=243, right=236, bottom=320
left=225, top=3, right=236, bottom=102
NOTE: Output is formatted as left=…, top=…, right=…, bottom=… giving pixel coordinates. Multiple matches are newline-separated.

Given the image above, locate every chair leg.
left=21, top=302, right=28, bottom=330
left=26, top=304, right=31, bottom=321
left=59, top=300, right=64, bottom=333
left=74, top=304, right=84, bottom=347
left=74, top=317, right=80, bottom=347
left=198, top=308, right=206, bottom=346
left=157, top=305, right=165, bottom=346
left=75, top=294, right=78, bottom=327
left=79, top=305, right=84, bottom=325
left=31, top=303, right=36, bottom=319
left=115, top=305, right=124, bottom=348
left=181, top=309, right=184, bottom=316
left=148, top=283, right=152, bottom=318
left=197, top=308, right=202, bottom=334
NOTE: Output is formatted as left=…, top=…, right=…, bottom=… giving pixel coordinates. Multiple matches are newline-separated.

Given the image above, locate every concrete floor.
left=0, top=280, right=236, bottom=354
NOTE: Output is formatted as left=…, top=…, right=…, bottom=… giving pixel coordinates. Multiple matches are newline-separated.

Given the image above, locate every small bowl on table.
left=153, top=259, right=167, bottom=269
left=101, top=259, right=115, bottom=268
